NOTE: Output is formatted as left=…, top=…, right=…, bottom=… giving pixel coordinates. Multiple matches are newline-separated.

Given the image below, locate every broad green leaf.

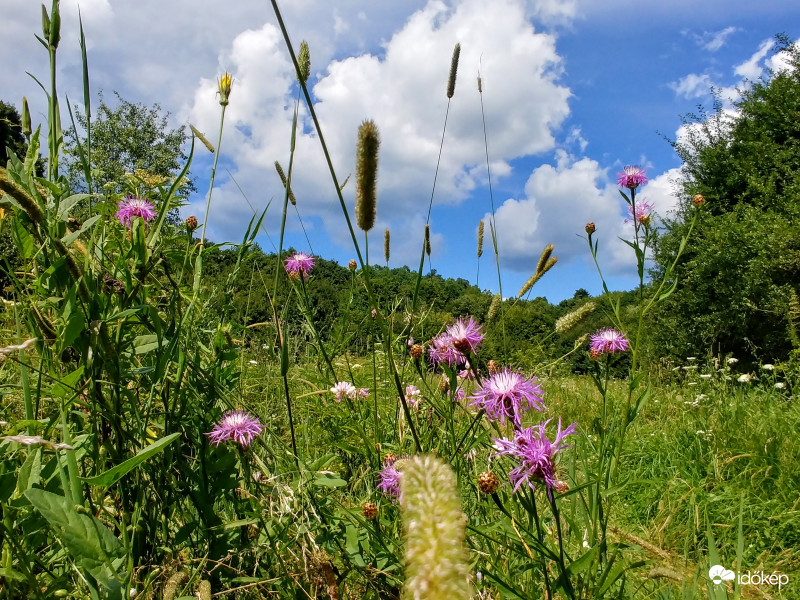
left=56, top=193, right=91, bottom=220
left=81, top=432, right=180, bottom=487
left=24, top=488, right=125, bottom=599
left=51, top=366, right=84, bottom=399
left=132, top=334, right=166, bottom=355
left=61, top=214, right=100, bottom=246
left=16, top=447, right=42, bottom=494
left=312, top=473, right=347, bottom=488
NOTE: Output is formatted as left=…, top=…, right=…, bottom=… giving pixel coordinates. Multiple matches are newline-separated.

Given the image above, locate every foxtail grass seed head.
left=218, top=72, right=233, bottom=106
left=477, top=220, right=484, bottom=258
left=536, top=244, right=554, bottom=275
left=487, top=294, right=500, bottom=322
left=692, top=193, right=706, bottom=207
left=297, top=41, right=311, bottom=85
left=190, top=124, right=215, bottom=153
left=274, top=161, right=297, bottom=205
left=585, top=221, right=596, bottom=235
left=518, top=273, right=539, bottom=298
left=555, top=301, right=596, bottom=334
left=540, top=256, right=557, bottom=276
left=446, top=43, right=461, bottom=99
left=425, top=224, right=431, bottom=256
left=478, top=471, right=500, bottom=495
left=355, top=120, right=380, bottom=232
left=384, top=228, right=391, bottom=263
left=477, top=75, right=482, bottom=94
left=21, top=97, right=31, bottom=138
left=400, top=456, right=472, bottom=600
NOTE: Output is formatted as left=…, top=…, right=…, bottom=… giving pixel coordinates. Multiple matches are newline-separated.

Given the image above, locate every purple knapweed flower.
left=427, top=333, right=465, bottom=367
left=377, top=462, right=402, bottom=499
left=284, top=252, right=315, bottom=278
left=357, top=387, right=370, bottom=398
left=206, top=410, right=264, bottom=447
left=617, top=165, right=648, bottom=190
left=492, top=418, right=577, bottom=495
left=115, top=196, right=157, bottom=228
left=589, top=327, right=630, bottom=356
left=469, top=367, right=545, bottom=427
left=625, top=201, right=654, bottom=225
left=445, top=316, right=484, bottom=354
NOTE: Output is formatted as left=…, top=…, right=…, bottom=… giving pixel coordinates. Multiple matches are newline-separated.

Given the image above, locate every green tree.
left=64, top=91, right=195, bottom=198
left=0, top=101, right=28, bottom=166
left=652, top=36, right=800, bottom=363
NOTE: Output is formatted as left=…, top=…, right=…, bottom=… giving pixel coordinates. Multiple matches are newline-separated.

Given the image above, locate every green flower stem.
left=270, top=0, right=422, bottom=452
left=199, top=103, right=227, bottom=247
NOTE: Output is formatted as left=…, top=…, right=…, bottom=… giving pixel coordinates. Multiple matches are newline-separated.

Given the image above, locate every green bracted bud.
left=22, top=97, right=32, bottom=138
left=48, top=0, right=61, bottom=49
left=400, top=456, right=472, bottom=600
left=41, top=4, right=51, bottom=43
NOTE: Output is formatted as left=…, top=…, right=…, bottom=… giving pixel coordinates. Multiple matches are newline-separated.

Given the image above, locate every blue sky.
left=4, top=0, right=799, bottom=303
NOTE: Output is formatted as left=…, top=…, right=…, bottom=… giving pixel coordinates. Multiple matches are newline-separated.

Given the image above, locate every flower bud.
left=478, top=471, right=500, bottom=495
left=585, top=221, right=596, bottom=235
left=218, top=72, right=233, bottom=106
left=487, top=359, right=499, bottom=375
left=410, top=344, right=424, bottom=359
left=362, top=501, right=378, bottom=519
left=21, top=97, right=31, bottom=138
left=692, top=193, right=706, bottom=207
left=185, top=215, right=198, bottom=231
left=348, top=259, right=357, bottom=271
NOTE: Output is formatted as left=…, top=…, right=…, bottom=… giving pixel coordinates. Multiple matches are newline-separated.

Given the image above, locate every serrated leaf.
left=24, top=488, right=125, bottom=599
left=81, top=433, right=180, bottom=488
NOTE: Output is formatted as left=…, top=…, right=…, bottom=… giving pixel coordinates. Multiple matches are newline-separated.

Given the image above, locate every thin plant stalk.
left=199, top=104, right=227, bottom=247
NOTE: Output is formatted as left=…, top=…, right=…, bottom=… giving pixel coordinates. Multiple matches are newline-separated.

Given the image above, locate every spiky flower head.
left=555, top=301, right=596, bottom=334
left=446, top=43, right=461, bottom=99
left=297, top=41, right=311, bottom=85
left=115, top=196, right=157, bottom=228
left=400, top=455, right=472, bottom=600
left=206, top=410, right=263, bottom=447
left=492, top=418, right=577, bottom=495
left=478, top=471, right=501, bottom=495
left=445, top=315, right=484, bottom=353
left=284, top=252, right=315, bottom=278
left=477, top=220, right=485, bottom=258
left=185, top=215, right=199, bottom=231
left=692, top=193, right=706, bottom=207
left=617, top=165, right=647, bottom=190
left=585, top=221, right=596, bottom=235
left=469, top=367, right=545, bottom=427
left=218, top=72, right=233, bottom=106
left=589, top=327, right=630, bottom=355
left=410, top=344, right=424, bottom=359
left=355, top=120, right=380, bottom=232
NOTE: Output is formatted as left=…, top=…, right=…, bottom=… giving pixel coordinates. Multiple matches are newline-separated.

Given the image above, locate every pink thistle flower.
left=617, top=165, right=648, bottom=190
left=624, top=201, right=654, bottom=225
left=445, top=316, right=484, bottom=354
left=403, top=385, right=423, bottom=407
left=331, top=381, right=357, bottom=402
left=377, top=462, right=402, bottom=499
left=469, top=367, right=545, bottom=427
left=284, top=252, right=315, bottom=278
left=492, top=418, right=577, bottom=495
left=453, top=387, right=466, bottom=403
left=115, top=196, right=157, bottom=228
left=427, top=333, right=465, bottom=367
left=589, top=327, right=630, bottom=355
left=206, top=410, right=263, bottom=447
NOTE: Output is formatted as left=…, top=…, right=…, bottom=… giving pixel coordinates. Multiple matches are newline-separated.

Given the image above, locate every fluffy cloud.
left=670, top=73, right=714, bottom=99
left=734, top=38, right=774, bottom=79
left=182, top=0, right=572, bottom=246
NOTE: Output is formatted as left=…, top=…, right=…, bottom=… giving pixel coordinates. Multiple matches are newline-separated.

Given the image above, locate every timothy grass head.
left=355, top=119, right=380, bottom=232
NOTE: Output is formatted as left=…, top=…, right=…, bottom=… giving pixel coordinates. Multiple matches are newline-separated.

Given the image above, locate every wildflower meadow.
left=1, top=2, right=798, bottom=599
